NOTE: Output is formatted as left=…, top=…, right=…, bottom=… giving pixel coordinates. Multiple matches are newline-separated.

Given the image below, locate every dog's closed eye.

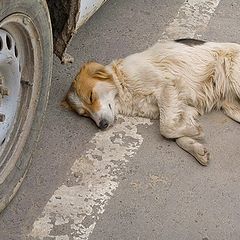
left=89, top=91, right=96, bottom=104
left=90, top=91, right=93, bottom=103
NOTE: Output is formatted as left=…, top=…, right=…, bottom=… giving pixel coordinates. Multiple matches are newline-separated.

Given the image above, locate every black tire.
left=0, top=0, right=53, bottom=212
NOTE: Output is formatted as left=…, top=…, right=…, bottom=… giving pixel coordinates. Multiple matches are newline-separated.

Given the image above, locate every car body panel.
left=47, top=0, right=107, bottom=63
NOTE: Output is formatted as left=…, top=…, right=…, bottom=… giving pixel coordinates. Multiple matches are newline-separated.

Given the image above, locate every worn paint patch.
left=162, top=0, right=221, bottom=39
left=29, top=117, right=152, bottom=239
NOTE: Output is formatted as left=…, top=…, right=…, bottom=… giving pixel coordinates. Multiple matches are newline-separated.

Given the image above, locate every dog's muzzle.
left=99, top=119, right=109, bottom=130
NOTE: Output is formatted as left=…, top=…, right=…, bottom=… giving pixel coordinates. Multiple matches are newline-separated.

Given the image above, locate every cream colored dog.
left=62, top=38, right=240, bottom=165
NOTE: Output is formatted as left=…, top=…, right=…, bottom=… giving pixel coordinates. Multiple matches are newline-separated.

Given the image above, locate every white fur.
left=92, top=82, right=117, bottom=126
left=101, top=40, right=240, bottom=165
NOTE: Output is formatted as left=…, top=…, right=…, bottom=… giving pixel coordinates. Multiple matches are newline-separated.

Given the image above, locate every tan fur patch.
left=67, top=62, right=114, bottom=114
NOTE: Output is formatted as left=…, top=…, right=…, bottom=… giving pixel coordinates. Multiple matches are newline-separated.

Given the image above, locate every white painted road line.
left=162, top=0, right=221, bottom=39
left=29, top=0, right=221, bottom=239
left=30, top=117, right=152, bottom=239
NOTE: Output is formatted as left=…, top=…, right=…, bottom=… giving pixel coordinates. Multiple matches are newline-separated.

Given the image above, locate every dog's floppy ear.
left=94, top=68, right=110, bottom=79
left=84, top=62, right=111, bottom=80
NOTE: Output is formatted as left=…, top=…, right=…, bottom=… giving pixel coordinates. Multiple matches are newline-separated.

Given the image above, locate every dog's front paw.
left=193, top=144, right=209, bottom=166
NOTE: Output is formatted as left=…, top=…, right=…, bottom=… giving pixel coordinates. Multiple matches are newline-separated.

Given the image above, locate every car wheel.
left=0, top=0, right=53, bottom=212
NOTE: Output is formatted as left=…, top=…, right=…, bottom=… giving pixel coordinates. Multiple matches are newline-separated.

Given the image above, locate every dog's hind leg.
left=159, top=115, right=203, bottom=140
left=157, top=85, right=203, bottom=139
left=222, top=100, right=240, bottom=123
left=157, top=85, right=209, bottom=165
left=160, top=109, right=209, bottom=165
left=176, top=137, right=209, bottom=165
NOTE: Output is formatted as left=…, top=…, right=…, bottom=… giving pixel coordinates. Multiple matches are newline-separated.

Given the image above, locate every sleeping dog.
left=62, top=39, right=240, bottom=166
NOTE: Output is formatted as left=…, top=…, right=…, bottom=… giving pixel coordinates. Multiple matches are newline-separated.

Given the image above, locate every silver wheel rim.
left=0, top=29, right=21, bottom=147
left=0, top=13, right=42, bottom=184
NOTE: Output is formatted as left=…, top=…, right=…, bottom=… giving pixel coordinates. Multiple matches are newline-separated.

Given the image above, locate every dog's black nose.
left=99, top=119, right=109, bottom=129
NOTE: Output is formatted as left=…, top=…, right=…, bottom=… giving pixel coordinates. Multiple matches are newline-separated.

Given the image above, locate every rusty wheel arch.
left=46, top=0, right=81, bottom=64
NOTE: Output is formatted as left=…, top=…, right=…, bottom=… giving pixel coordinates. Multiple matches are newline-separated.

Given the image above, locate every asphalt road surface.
left=1, top=0, right=240, bottom=239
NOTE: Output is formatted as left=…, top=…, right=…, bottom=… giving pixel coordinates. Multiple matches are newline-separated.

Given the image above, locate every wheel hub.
left=0, top=29, right=21, bottom=145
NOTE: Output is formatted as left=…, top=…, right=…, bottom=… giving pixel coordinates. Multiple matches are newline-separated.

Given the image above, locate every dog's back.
left=118, top=40, right=240, bottom=114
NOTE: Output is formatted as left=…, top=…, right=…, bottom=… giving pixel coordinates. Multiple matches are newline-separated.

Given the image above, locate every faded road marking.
left=162, top=0, right=221, bottom=39
left=29, top=117, right=152, bottom=239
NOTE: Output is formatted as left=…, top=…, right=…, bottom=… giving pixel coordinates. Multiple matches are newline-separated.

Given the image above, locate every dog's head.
left=62, top=62, right=117, bottom=129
